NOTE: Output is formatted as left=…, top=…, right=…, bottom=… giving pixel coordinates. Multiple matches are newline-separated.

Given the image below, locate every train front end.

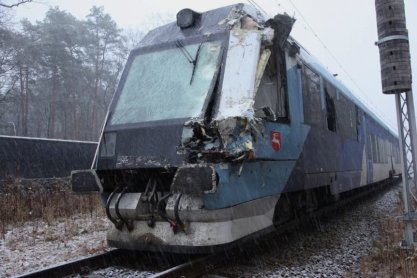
left=72, top=4, right=298, bottom=252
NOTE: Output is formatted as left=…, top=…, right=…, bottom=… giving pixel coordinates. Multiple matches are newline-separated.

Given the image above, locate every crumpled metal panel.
left=216, top=117, right=262, bottom=156
left=266, top=14, right=295, bottom=49
left=177, top=12, right=296, bottom=162
left=214, top=29, right=261, bottom=121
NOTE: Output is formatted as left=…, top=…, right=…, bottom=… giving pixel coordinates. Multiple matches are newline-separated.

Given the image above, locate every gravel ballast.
left=215, top=185, right=402, bottom=277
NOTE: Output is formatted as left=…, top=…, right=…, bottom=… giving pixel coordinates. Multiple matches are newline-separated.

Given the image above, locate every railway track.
left=15, top=249, right=130, bottom=278
left=14, top=248, right=219, bottom=278
left=14, top=177, right=400, bottom=278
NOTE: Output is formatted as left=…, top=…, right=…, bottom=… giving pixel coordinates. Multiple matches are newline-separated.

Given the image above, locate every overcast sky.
left=9, top=0, right=417, bottom=132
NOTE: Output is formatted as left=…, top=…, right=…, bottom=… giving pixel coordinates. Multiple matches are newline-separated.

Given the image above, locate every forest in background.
left=0, top=1, right=148, bottom=141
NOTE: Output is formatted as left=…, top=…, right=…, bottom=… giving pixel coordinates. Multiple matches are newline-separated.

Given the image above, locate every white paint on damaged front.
left=107, top=195, right=277, bottom=247
left=165, top=194, right=280, bottom=222
left=214, top=29, right=261, bottom=120
left=108, top=209, right=275, bottom=247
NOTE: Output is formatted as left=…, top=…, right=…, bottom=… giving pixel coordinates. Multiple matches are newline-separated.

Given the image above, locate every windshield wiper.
left=175, top=40, right=203, bottom=85
left=175, top=40, right=194, bottom=64
left=189, top=42, right=203, bottom=85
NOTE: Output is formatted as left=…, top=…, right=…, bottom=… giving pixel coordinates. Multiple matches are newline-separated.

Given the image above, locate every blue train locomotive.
left=72, top=3, right=400, bottom=252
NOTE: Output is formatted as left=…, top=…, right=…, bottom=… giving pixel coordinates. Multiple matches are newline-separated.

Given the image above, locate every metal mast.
left=375, top=0, right=416, bottom=247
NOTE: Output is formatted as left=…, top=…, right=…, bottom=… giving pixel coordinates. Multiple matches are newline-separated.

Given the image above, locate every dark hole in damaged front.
left=171, top=166, right=217, bottom=196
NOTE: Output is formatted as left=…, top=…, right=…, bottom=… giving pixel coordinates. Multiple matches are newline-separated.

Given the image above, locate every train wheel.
left=273, top=195, right=293, bottom=226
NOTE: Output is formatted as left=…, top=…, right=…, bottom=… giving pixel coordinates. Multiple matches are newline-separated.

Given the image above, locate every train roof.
left=137, top=3, right=265, bottom=49
left=133, top=3, right=397, bottom=139
left=291, top=37, right=398, bottom=138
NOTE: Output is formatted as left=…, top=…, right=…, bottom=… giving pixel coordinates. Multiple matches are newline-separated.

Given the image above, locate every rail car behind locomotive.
left=72, top=4, right=401, bottom=252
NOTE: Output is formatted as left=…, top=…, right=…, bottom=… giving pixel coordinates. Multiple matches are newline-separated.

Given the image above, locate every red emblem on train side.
left=270, top=131, right=281, bottom=152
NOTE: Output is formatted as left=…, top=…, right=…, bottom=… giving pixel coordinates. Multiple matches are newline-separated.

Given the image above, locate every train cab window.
left=301, top=66, right=321, bottom=126
left=254, top=49, right=288, bottom=121
left=324, top=82, right=337, bottom=132
left=110, top=40, right=223, bottom=125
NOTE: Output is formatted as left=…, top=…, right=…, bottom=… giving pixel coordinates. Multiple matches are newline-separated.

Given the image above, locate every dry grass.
left=357, top=191, right=417, bottom=278
left=0, top=177, right=104, bottom=237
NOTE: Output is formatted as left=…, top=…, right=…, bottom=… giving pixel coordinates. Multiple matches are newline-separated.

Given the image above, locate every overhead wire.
left=247, top=0, right=271, bottom=17
left=286, top=0, right=397, bottom=132
left=252, top=0, right=397, bottom=132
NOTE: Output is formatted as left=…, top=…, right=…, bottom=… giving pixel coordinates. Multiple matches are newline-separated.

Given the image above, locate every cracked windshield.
left=110, top=40, right=223, bottom=125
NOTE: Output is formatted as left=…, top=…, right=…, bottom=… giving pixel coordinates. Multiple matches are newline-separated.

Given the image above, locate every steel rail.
left=149, top=254, right=221, bottom=278
left=14, top=249, right=125, bottom=278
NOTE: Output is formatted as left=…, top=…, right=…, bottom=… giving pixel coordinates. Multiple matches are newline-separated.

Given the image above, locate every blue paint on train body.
left=202, top=65, right=311, bottom=209
left=202, top=49, right=399, bottom=209
left=203, top=160, right=296, bottom=209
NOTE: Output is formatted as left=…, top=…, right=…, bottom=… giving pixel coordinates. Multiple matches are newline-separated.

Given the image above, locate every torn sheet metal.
left=241, top=15, right=263, bottom=30
left=217, top=117, right=258, bottom=156
left=179, top=116, right=264, bottom=161
left=217, top=7, right=244, bottom=28
left=178, top=11, right=295, bottom=163
left=266, top=14, right=296, bottom=48
left=179, top=120, right=221, bottom=158
left=214, top=29, right=261, bottom=121
left=241, top=3, right=267, bottom=23
left=217, top=4, right=265, bottom=29
left=254, top=49, right=271, bottom=91
left=116, top=155, right=170, bottom=168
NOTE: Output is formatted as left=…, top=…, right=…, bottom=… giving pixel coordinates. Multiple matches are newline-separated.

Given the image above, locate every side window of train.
left=254, top=49, right=288, bottom=122
left=301, top=65, right=321, bottom=126
left=395, top=146, right=400, bottom=163
left=371, top=134, right=379, bottom=163
left=370, top=133, right=389, bottom=164
left=336, top=93, right=358, bottom=140
left=380, top=138, right=388, bottom=163
left=355, top=106, right=361, bottom=141
left=324, top=81, right=337, bottom=132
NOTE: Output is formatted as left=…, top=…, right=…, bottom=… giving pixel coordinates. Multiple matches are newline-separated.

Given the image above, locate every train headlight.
left=177, top=8, right=201, bottom=29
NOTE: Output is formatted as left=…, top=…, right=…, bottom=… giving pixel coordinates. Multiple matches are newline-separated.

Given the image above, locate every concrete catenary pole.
left=375, top=0, right=416, bottom=247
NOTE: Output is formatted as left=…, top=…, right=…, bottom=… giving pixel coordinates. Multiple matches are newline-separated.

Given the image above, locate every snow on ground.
left=0, top=214, right=109, bottom=277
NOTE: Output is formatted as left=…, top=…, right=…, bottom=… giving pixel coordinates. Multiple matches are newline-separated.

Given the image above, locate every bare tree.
left=0, top=0, right=32, bottom=9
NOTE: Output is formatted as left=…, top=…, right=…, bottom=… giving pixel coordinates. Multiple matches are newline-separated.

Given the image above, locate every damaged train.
left=72, top=4, right=401, bottom=252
